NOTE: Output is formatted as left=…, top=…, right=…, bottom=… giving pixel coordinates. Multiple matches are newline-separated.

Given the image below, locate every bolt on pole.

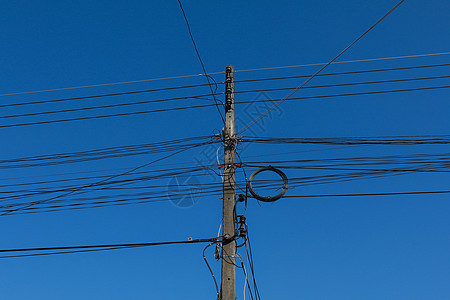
left=221, top=65, right=236, bottom=300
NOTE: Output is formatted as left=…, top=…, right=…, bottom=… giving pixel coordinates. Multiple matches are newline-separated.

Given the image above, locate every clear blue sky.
left=0, top=1, right=449, bottom=299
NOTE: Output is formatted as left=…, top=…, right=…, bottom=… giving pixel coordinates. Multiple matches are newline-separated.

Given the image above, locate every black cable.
left=9, top=188, right=450, bottom=216
left=240, top=260, right=255, bottom=300
left=5, top=175, right=450, bottom=215
left=4, top=149, right=450, bottom=215
left=176, top=0, right=225, bottom=124
left=0, top=102, right=217, bottom=128
left=3, top=74, right=448, bottom=120
left=0, top=143, right=205, bottom=216
left=234, top=63, right=450, bottom=85
left=0, top=237, right=217, bottom=259
left=0, top=246, right=143, bottom=259
left=4, top=153, right=450, bottom=203
left=2, top=84, right=448, bottom=128
left=0, top=136, right=215, bottom=169
left=0, top=82, right=223, bottom=108
left=236, top=85, right=450, bottom=106
left=2, top=64, right=447, bottom=111
left=233, top=74, right=450, bottom=95
left=1, top=93, right=220, bottom=120
left=0, top=168, right=213, bottom=203
left=283, top=190, right=450, bottom=198
left=245, top=226, right=261, bottom=300
left=0, top=165, right=213, bottom=189
left=4, top=154, right=449, bottom=201
left=242, top=135, right=450, bottom=145
left=203, top=242, right=220, bottom=300
left=235, top=149, right=250, bottom=214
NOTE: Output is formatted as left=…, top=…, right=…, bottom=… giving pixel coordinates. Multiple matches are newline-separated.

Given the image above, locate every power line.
left=236, top=85, right=450, bottom=105
left=6, top=154, right=449, bottom=214
left=234, top=75, right=450, bottom=95
left=234, top=63, right=450, bottom=84
left=1, top=51, right=448, bottom=98
left=3, top=73, right=448, bottom=120
left=0, top=136, right=215, bottom=168
left=283, top=190, right=450, bottom=198
left=237, top=0, right=406, bottom=135
left=0, top=142, right=208, bottom=216
left=235, top=51, right=450, bottom=73
left=0, top=83, right=221, bottom=108
left=1, top=84, right=448, bottom=129
left=176, top=0, right=225, bottom=124
left=1, top=62, right=447, bottom=116
left=4, top=164, right=450, bottom=215
left=0, top=237, right=218, bottom=259
left=242, top=135, right=450, bottom=145
left=1, top=93, right=217, bottom=120
left=0, top=75, right=220, bottom=98
left=0, top=103, right=217, bottom=128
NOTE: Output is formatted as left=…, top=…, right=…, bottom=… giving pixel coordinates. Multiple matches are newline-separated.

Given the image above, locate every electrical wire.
left=235, top=51, right=450, bottom=73
left=245, top=226, right=261, bottom=300
left=0, top=237, right=217, bottom=259
left=0, top=83, right=222, bottom=108
left=203, top=242, right=220, bottom=300
left=3, top=145, right=450, bottom=215
left=242, top=135, right=450, bottom=145
left=237, top=0, right=406, bottom=135
left=3, top=83, right=449, bottom=129
left=0, top=135, right=215, bottom=169
left=234, top=63, right=450, bottom=84
left=235, top=85, right=450, bottom=106
left=176, top=0, right=225, bottom=124
left=4, top=174, right=450, bottom=215
left=233, top=75, right=450, bottom=95
left=1, top=51, right=448, bottom=99
left=4, top=150, right=450, bottom=201
left=1, top=94, right=218, bottom=120
left=236, top=254, right=254, bottom=300
left=3, top=73, right=448, bottom=121
left=283, top=190, right=450, bottom=198
left=0, top=102, right=217, bottom=128
left=0, top=142, right=207, bottom=216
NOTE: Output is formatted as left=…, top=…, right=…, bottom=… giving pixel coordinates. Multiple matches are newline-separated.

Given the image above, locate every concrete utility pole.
left=221, top=65, right=236, bottom=300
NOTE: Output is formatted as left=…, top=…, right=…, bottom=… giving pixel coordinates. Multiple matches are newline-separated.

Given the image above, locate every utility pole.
left=221, top=65, right=236, bottom=300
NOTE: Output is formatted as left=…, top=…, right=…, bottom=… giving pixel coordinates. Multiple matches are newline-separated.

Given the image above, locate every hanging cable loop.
left=248, top=166, right=288, bottom=202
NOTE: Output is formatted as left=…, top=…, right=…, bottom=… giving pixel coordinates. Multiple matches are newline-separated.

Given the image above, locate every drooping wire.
left=245, top=225, right=261, bottom=300
left=0, top=103, right=218, bottom=129
left=235, top=149, right=251, bottom=214
left=234, top=63, right=450, bottom=84
left=241, top=135, right=450, bottom=145
left=236, top=85, right=450, bottom=107
left=233, top=75, right=450, bottom=96
left=176, top=0, right=225, bottom=124
left=236, top=254, right=255, bottom=300
left=0, top=83, right=222, bottom=108
left=2, top=82, right=449, bottom=129
left=203, top=242, right=220, bottom=300
left=1, top=93, right=219, bottom=119
left=234, top=51, right=450, bottom=74
left=0, top=237, right=217, bottom=259
left=1, top=51, right=448, bottom=98
left=237, top=0, right=406, bottom=135
left=0, top=135, right=216, bottom=169
left=283, top=190, right=450, bottom=198
left=2, top=84, right=449, bottom=129
left=0, top=142, right=206, bottom=216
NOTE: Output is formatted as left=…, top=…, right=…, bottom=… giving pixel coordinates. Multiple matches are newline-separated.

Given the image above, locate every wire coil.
left=248, top=166, right=288, bottom=202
